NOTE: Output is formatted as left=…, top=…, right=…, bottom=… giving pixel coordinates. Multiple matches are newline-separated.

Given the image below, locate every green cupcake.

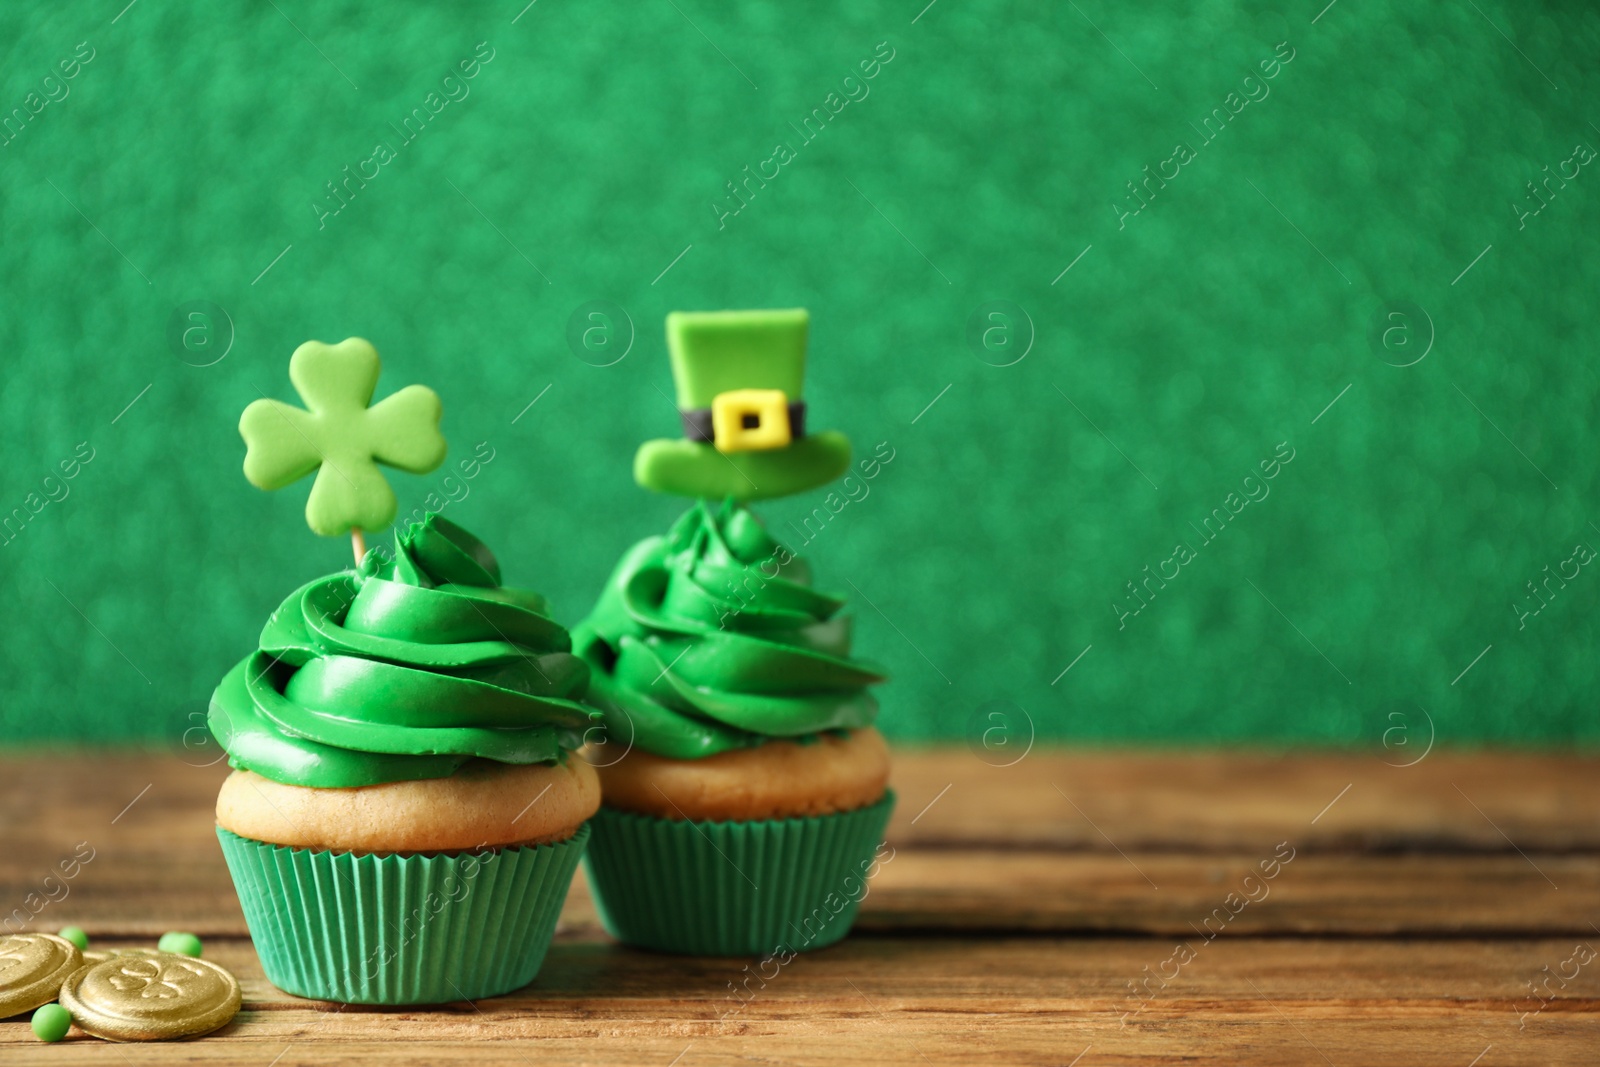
left=209, top=514, right=603, bottom=1004
left=573, top=499, right=894, bottom=956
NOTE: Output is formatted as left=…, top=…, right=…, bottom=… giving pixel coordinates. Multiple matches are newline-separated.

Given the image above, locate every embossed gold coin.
left=0, top=933, right=83, bottom=1018
left=82, top=948, right=161, bottom=964
left=59, top=952, right=241, bottom=1041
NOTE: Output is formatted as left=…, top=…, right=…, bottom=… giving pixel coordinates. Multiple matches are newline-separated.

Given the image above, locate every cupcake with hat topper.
left=209, top=337, right=602, bottom=1004
left=575, top=308, right=895, bottom=957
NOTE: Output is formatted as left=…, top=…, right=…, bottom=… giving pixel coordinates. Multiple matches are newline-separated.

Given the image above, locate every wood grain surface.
left=1, top=749, right=1595, bottom=1065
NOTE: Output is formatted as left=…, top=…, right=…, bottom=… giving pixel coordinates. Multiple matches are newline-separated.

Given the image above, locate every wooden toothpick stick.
left=351, top=527, right=366, bottom=566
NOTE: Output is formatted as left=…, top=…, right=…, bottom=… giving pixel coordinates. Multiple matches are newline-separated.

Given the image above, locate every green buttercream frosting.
left=208, top=515, right=599, bottom=788
left=571, top=499, right=885, bottom=759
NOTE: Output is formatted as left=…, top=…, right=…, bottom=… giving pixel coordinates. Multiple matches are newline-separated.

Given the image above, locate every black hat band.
left=681, top=400, right=806, bottom=443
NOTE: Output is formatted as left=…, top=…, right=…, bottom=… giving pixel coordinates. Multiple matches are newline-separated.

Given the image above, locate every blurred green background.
left=1, top=0, right=1596, bottom=750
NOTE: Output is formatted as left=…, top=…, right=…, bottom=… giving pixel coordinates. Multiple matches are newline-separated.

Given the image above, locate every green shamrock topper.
left=239, top=337, right=446, bottom=540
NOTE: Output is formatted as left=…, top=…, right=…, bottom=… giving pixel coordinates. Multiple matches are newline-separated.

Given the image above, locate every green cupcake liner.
left=584, top=791, right=894, bottom=956
left=216, top=824, right=589, bottom=1004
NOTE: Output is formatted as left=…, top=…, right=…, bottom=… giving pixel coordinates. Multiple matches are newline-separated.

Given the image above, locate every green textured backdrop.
left=1, top=0, right=1596, bottom=750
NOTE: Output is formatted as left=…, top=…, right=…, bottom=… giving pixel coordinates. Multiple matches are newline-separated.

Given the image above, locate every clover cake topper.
left=239, top=338, right=445, bottom=560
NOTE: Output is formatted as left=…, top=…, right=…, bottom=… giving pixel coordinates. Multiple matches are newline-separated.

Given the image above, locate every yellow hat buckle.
left=710, top=388, right=792, bottom=453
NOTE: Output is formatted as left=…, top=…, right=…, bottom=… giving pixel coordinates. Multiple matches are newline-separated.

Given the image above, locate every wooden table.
left=2, top=750, right=1596, bottom=1065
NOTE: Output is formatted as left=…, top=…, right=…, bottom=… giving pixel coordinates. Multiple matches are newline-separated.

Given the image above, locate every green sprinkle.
left=57, top=926, right=88, bottom=951
left=31, top=1003, right=71, bottom=1042
left=158, top=931, right=203, bottom=958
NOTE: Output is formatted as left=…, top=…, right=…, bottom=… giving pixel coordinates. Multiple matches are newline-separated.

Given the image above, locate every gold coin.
left=59, top=952, right=241, bottom=1041
left=81, top=948, right=162, bottom=965
left=0, top=933, right=83, bottom=1017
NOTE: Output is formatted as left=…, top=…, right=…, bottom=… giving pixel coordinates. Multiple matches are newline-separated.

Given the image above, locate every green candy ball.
left=157, top=931, right=203, bottom=958
left=31, top=1003, right=71, bottom=1042
left=57, top=926, right=88, bottom=951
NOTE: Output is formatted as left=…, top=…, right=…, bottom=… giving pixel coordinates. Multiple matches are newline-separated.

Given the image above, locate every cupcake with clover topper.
left=207, top=338, right=601, bottom=1004
left=572, top=309, right=894, bottom=957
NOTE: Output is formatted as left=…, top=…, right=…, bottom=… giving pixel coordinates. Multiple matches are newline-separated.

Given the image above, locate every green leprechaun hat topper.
left=634, top=308, right=851, bottom=500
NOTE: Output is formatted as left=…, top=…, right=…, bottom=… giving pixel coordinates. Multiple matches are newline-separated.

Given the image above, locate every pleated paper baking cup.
left=584, top=791, right=894, bottom=956
left=216, top=823, right=589, bottom=1004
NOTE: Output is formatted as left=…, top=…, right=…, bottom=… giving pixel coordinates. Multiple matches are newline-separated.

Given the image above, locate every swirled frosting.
left=209, top=515, right=598, bottom=788
left=571, top=499, right=885, bottom=760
